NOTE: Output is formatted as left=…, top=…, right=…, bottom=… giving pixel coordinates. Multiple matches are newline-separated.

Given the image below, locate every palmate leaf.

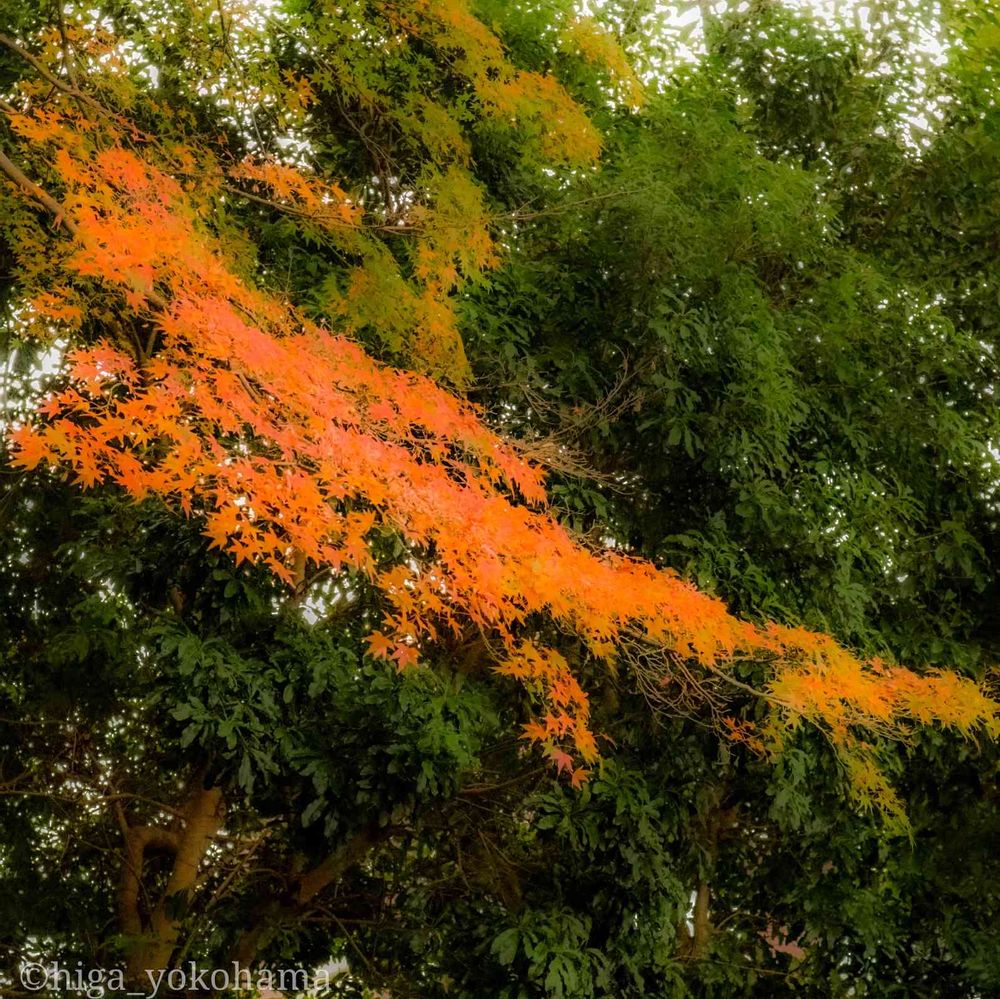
left=2, top=54, right=995, bottom=821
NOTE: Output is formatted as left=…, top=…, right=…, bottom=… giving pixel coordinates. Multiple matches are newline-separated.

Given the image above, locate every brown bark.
left=0, top=148, right=77, bottom=235
left=690, top=880, right=712, bottom=959
left=118, top=826, right=179, bottom=940
left=231, top=818, right=390, bottom=968
left=119, top=783, right=225, bottom=983
left=294, top=818, right=384, bottom=905
left=677, top=793, right=739, bottom=961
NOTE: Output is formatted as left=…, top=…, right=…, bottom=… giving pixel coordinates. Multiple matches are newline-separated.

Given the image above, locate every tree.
left=0, top=0, right=998, bottom=995
left=463, top=1, right=1000, bottom=991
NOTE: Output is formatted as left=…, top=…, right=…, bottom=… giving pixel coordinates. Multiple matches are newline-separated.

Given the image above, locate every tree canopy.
left=1, top=0, right=999, bottom=995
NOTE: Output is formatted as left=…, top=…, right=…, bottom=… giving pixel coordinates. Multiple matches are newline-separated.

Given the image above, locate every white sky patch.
left=581, top=0, right=953, bottom=148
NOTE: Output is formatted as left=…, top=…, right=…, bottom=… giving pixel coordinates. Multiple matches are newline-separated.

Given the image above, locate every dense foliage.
left=1, top=0, right=999, bottom=995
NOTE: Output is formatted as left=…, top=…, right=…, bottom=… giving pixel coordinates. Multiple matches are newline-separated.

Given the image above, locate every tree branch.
left=230, top=818, right=394, bottom=968
left=118, top=825, right=180, bottom=942
left=133, top=785, right=225, bottom=977
left=0, top=147, right=76, bottom=234
left=118, top=780, right=225, bottom=983
left=0, top=145, right=170, bottom=317
left=0, top=32, right=105, bottom=117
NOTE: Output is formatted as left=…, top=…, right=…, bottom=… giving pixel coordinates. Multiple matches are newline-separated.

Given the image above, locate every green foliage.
left=2, top=0, right=1000, bottom=996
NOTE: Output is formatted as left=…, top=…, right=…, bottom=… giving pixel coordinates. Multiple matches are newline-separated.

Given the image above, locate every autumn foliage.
left=1, top=2, right=997, bottom=829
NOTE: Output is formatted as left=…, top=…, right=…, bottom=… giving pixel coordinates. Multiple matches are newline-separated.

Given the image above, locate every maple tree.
left=2, top=4, right=995, bottom=817
left=0, top=0, right=999, bottom=995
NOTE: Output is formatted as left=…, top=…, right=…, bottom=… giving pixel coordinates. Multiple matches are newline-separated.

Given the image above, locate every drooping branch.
left=2, top=52, right=998, bottom=826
